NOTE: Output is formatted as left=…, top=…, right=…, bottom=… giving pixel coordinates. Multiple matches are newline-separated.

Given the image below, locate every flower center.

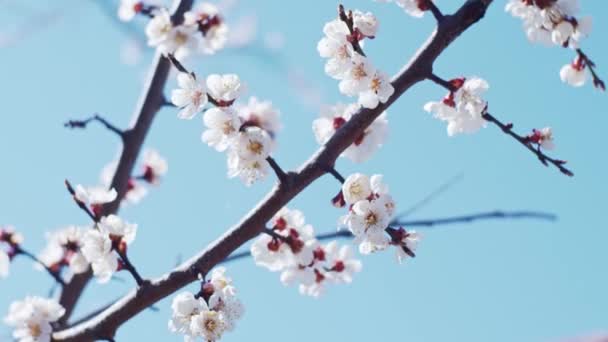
left=174, top=31, right=189, bottom=45
left=28, top=322, right=42, bottom=338
left=247, top=140, right=264, bottom=155
left=370, top=77, right=381, bottom=93
left=365, top=212, right=378, bottom=226
left=352, top=63, right=368, bottom=80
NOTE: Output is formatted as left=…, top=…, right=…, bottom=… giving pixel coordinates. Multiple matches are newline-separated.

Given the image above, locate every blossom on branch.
left=142, top=149, right=169, bottom=185
left=37, top=226, right=89, bottom=277
left=172, top=72, right=209, bottom=119
left=168, top=267, right=243, bottom=342
left=0, top=227, right=23, bottom=279
left=81, top=215, right=137, bottom=283
left=424, top=77, right=489, bottom=136
left=560, top=56, right=587, bottom=87
left=4, top=296, right=65, bottom=342
left=236, top=97, right=282, bottom=138
left=313, top=103, right=389, bottom=163
left=318, top=8, right=395, bottom=109
left=74, top=184, right=117, bottom=216
left=251, top=207, right=362, bottom=297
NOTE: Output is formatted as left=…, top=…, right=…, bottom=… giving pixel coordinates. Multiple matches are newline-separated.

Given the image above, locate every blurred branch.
left=56, top=0, right=197, bottom=330
left=64, top=114, right=125, bottom=139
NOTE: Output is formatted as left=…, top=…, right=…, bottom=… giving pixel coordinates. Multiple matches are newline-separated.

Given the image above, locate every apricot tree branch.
left=575, top=48, right=605, bottom=91
left=14, top=246, right=66, bottom=287
left=266, top=156, right=289, bottom=183
left=481, top=112, right=574, bottom=177
left=218, top=209, right=555, bottom=264
left=56, top=0, right=197, bottom=327
left=64, top=114, right=125, bottom=139
left=424, top=0, right=444, bottom=22
left=52, top=1, right=494, bottom=340
left=427, top=73, right=574, bottom=177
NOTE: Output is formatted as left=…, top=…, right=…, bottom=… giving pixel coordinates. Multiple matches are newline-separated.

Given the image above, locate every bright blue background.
left=1, top=0, right=607, bottom=341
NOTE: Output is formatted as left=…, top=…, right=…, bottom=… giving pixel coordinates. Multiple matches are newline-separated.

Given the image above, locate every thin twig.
left=266, top=156, right=288, bottom=183
left=325, top=166, right=346, bottom=184
left=64, top=180, right=99, bottom=222
left=576, top=48, right=606, bottom=91
left=219, top=210, right=556, bottom=264
left=14, top=246, right=66, bottom=286
left=427, top=74, right=573, bottom=176
left=428, top=73, right=455, bottom=91
left=64, top=114, right=124, bottom=139
left=424, top=0, right=444, bottom=22
left=338, top=4, right=366, bottom=57
left=482, top=112, right=574, bottom=177
left=116, top=250, right=145, bottom=286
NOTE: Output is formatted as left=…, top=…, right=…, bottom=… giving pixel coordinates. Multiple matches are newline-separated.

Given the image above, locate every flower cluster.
left=81, top=215, right=137, bottom=283
left=424, top=77, right=489, bottom=136
left=251, top=208, right=362, bottom=297
left=171, top=69, right=282, bottom=186
left=338, top=173, right=421, bottom=262
left=313, top=103, right=388, bottom=163
left=0, top=227, right=23, bottom=279
left=505, top=0, right=601, bottom=88
left=375, top=0, right=434, bottom=18
left=4, top=296, right=65, bottom=342
left=169, top=267, right=244, bottom=342
left=143, top=2, right=228, bottom=58
left=317, top=10, right=395, bottom=109
left=100, top=148, right=168, bottom=206
left=37, top=226, right=89, bottom=277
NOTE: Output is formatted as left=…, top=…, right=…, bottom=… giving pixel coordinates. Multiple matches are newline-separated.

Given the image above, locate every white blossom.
left=340, top=174, right=395, bottom=254
left=226, top=127, right=274, bottom=186
left=312, top=103, right=389, bottom=163
left=81, top=215, right=136, bottom=283
left=37, top=226, right=89, bottom=275
left=74, top=185, right=117, bottom=207
left=100, top=161, right=147, bottom=205
left=378, top=0, right=425, bottom=18
left=342, top=173, right=372, bottom=205
left=184, top=3, right=229, bottom=55
left=424, top=77, right=489, bottom=136
left=393, top=228, right=421, bottom=264
left=81, top=229, right=117, bottom=283
left=235, top=97, right=282, bottom=137
left=560, top=59, right=587, bottom=87
left=317, top=19, right=354, bottom=79
left=163, top=25, right=202, bottom=59
left=251, top=208, right=314, bottom=272
left=339, top=54, right=375, bottom=96
left=531, top=127, right=556, bottom=150
left=169, top=267, right=243, bottom=342
left=118, top=0, right=141, bottom=22
left=4, top=296, right=65, bottom=342
left=0, top=250, right=9, bottom=278
left=324, top=241, right=362, bottom=283
left=206, top=74, right=243, bottom=105
left=201, top=107, right=241, bottom=152
left=168, top=292, right=206, bottom=339
left=172, top=72, right=208, bottom=119
left=190, top=309, right=225, bottom=341
left=142, top=149, right=169, bottom=184
left=146, top=9, right=173, bottom=47
left=506, top=0, right=592, bottom=48
left=353, top=10, right=379, bottom=37
left=358, top=70, right=394, bottom=109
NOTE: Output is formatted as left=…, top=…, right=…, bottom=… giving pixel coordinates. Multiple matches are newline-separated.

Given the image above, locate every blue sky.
left=1, top=0, right=607, bottom=341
